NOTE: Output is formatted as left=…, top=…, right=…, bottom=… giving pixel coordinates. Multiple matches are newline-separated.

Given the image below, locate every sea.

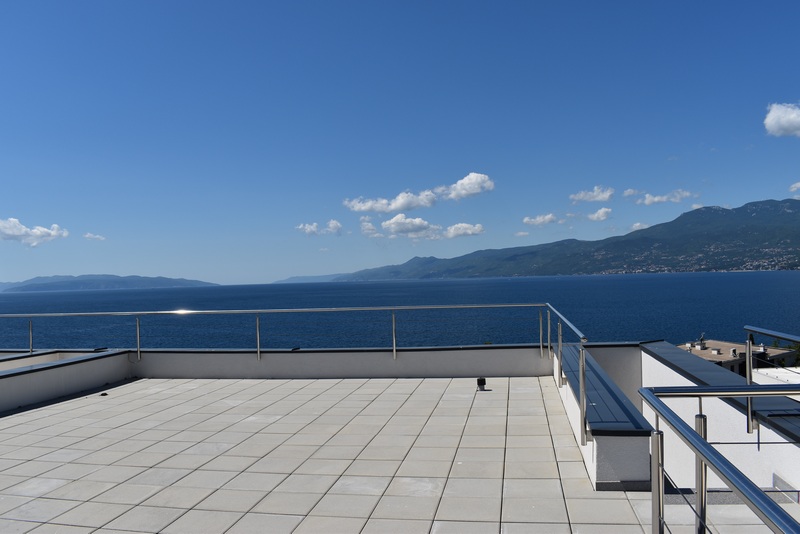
left=0, top=271, right=798, bottom=351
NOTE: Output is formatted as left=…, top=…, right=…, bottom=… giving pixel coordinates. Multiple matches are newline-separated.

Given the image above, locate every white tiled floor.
left=0, top=376, right=788, bottom=533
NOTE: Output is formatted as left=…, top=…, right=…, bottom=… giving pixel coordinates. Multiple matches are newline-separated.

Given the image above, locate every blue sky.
left=2, top=1, right=799, bottom=285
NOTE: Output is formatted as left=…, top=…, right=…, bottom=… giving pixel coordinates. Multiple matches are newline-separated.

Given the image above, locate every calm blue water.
left=0, top=272, right=797, bottom=350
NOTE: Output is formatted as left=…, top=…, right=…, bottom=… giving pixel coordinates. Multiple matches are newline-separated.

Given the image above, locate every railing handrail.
left=645, top=383, right=800, bottom=398
left=546, top=303, right=587, bottom=342
left=0, top=302, right=548, bottom=319
left=745, top=325, right=800, bottom=345
left=640, top=384, right=800, bottom=534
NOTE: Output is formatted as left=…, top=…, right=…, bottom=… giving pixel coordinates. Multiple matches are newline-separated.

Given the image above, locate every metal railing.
left=744, top=326, right=800, bottom=433
left=0, top=302, right=585, bottom=352
left=640, top=383, right=800, bottom=534
left=546, top=306, right=590, bottom=444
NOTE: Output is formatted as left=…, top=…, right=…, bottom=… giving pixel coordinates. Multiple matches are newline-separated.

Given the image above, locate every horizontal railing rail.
left=745, top=326, right=800, bottom=346
left=640, top=384, right=800, bottom=534
left=0, top=303, right=550, bottom=319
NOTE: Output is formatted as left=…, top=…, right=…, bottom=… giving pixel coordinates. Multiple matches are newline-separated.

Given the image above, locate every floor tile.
left=432, top=520, right=501, bottom=533
left=92, top=483, right=163, bottom=505
left=226, top=512, right=303, bottom=534
left=309, top=493, right=380, bottom=518
left=329, top=475, right=392, bottom=496
left=272, top=473, right=338, bottom=493
left=141, top=485, right=214, bottom=508
left=103, top=505, right=184, bottom=533
left=43, top=480, right=116, bottom=501
left=0, top=495, right=33, bottom=515
left=222, top=471, right=285, bottom=492
left=450, top=460, right=503, bottom=478
left=385, top=476, right=446, bottom=497
left=566, top=497, right=639, bottom=524
left=396, top=460, right=453, bottom=478
left=501, top=497, right=569, bottom=523
left=435, top=496, right=501, bottom=522
left=372, top=495, right=440, bottom=520
left=361, top=518, right=432, bottom=533
left=252, top=491, right=323, bottom=515
left=292, top=515, right=367, bottom=533
left=161, top=509, right=242, bottom=533
left=502, top=522, right=571, bottom=533
left=4, top=477, right=71, bottom=497
left=195, top=488, right=266, bottom=512
left=2, top=497, right=80, bottom=522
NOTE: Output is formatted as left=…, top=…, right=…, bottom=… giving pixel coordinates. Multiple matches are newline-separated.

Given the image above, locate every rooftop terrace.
left=0, top=306, right=798, bottom=533
left=0, top=376, right=791, bottom=533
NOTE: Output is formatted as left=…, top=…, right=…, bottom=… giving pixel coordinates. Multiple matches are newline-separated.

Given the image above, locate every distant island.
left=1, top=275, right=218, bottom=293
left=272, top=274, right=348, bottom=284
left=328, top=199, right=800, bottom=281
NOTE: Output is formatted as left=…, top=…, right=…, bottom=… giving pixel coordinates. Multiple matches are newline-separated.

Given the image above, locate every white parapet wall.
left=133, top=345, right=553, bottom=380
left=0, top=351, right=131, bottom=414
left=0, top=345, right=554, bottom=413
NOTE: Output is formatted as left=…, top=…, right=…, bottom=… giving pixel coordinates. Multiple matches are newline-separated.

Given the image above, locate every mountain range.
left=5, top=200, right=799, bottom=288
left=332, top=199, right=800, bottom=281
left=0, top=275, right=217, bottom=293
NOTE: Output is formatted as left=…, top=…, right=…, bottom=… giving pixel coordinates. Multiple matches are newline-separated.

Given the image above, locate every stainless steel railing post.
left=695, top=413, right=708, bottom=533
left=579, top=341, right=587, bottom=445
left=557, top=320, right=564, bottom=388
left=29, top=319, right=33, bottom=353
left=538, top=309, right=544, bottom=358
left=746, top=334, right=755, bottom=433
left=392, top=311, right=397, bottom=360
left=256, top=315, right=261, bottom=361
left=136, top=317, right=141, bottom=361
left=547, top=309, right=552, bottom=359
left=652, top=429, right=665, bottom=534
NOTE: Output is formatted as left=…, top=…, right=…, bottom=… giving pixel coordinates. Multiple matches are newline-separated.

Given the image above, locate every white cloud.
left=623, top=188, right=641, bottom=197
left=325, top=219, right=343, bottom=235
left=83, top=233, right=106, bottom=241
left=296, top=219, right=343, bottom=236
left=296, top=222, right=319, bottom=235
left=444, top=223, right=484, bottom=238
left=523, top=213, right=557, bottom=226
left=631, top=222, right=649, bottom=231
left=381, top=213, right=441, bottom=239
left=570, top=186, right=614, bottom=203
left=764, top=103, right=800, bottom=137
left=588, top=207, right=612, bottom=221
left=515, top=231, right=529, bottom=237
left=0, top=218, right=69, bottom=247
left=637, top=189, right=692, bottom=205
left=435, top=173, right=494, bottom=200
left=344, top=172, right=493, bottom=213
left=359, top=216, right=383, bottom=238
left=343, top=190, right=436, bottom=213
left=692, top=203, right=704, bottom=210
left=790, top=181, right=800, bottom=192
